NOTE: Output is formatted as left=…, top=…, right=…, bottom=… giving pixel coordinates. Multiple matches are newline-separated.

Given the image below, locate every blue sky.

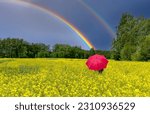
left=0, top=0, right=150, bottom=50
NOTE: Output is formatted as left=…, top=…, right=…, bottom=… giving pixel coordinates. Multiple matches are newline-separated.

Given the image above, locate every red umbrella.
left=86, top=54, right=108, bottom=71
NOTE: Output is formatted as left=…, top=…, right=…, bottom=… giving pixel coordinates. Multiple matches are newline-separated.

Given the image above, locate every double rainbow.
left=1, top=0, right=95, bottom=49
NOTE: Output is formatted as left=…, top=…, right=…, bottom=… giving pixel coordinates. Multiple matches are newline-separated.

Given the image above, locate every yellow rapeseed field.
left=0, top=58, right=150, bottom=97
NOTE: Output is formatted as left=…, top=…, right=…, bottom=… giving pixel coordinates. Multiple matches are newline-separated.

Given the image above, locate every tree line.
left=0, top=38, right=110, bottom=59
left=112, top=13, right=150, bottom=61
left=0, top=13, right=149, bottom=61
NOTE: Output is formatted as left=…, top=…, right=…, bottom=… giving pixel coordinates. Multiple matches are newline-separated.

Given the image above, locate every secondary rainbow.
left=1, top=0, right=95, bottom=49
left=78, top=0, right=116, bottom=38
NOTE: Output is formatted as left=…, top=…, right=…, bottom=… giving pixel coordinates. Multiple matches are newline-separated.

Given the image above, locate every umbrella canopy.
left=86, top=54, right=108, bottom=71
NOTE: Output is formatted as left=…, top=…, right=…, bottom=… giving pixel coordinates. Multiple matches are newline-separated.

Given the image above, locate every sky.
left=0, top=0, right=150, bottom=50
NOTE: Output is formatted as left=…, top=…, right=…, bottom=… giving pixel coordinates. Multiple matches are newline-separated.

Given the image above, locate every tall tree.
left=112, top=13, right=150, bottom=61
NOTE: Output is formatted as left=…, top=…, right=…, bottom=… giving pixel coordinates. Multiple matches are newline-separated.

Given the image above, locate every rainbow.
left=1, top=0, right=95, bottom=49
left=78, top=0, right=116, bottom=38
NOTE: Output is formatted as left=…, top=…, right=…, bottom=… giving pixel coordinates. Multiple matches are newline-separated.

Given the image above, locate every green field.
left=0, top=58, right=150, bottom=97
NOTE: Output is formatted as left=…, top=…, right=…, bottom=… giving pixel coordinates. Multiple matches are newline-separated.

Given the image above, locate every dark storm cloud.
left=0, top=0, right=150, bottom=50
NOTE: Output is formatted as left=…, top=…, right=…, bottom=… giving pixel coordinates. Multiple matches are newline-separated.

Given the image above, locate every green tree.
left=89, top=48, right=95, bottom=56
left=112, top=13, right=150, bottom=61
left=0, top=38, right=28, bottom=58
left=120, top=44, right=136, bottom=60
left=140, top=35, right=150, bottom=61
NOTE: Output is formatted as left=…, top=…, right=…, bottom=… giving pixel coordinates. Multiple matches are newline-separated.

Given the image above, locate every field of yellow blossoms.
left=0, top=58, right=150, bottom=97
